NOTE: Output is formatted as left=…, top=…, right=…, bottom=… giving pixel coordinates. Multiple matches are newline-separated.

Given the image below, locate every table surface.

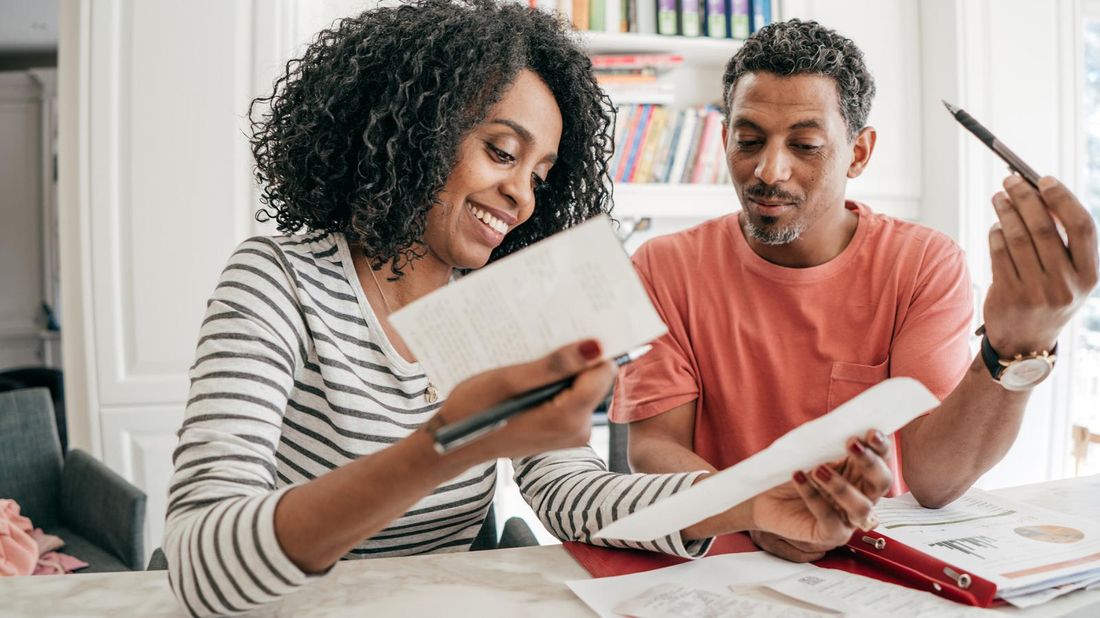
left=3, top=482, right=1100, bottom=618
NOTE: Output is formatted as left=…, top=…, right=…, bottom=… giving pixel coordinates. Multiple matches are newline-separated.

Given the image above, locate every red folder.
left=563, top=530, right=999, bottom=607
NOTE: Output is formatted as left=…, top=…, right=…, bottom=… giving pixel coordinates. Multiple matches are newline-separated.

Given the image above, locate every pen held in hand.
left=430, top=344, right=654, bottom=454
left=942, top=100, right=1041, bottom=190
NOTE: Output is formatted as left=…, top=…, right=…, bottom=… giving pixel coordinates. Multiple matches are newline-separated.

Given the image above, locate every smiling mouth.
left=468, top=203, right=510, bottom=235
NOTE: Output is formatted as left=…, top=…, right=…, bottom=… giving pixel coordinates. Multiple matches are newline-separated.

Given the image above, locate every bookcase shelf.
left=610, top=183, right=737, bottom=219
left=580, top=32, right=743, bottom=67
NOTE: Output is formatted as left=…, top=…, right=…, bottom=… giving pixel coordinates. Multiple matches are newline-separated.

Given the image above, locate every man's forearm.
left=899, top=354, right=1030, bottom=508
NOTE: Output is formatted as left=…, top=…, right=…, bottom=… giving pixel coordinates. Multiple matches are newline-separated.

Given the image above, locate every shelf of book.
left=609, top=183, right=922, bottom=222
left=580, top=32, right=743, bottom=66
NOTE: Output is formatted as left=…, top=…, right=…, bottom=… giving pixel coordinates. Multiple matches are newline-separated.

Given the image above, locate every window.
left=1068, top=13, right=1100, bottom=476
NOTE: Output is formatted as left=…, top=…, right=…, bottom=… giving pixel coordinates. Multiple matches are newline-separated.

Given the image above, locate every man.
left=611, top=19, right=1099, bottom=562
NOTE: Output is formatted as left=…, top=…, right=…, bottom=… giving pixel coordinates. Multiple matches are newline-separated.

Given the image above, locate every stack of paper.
left=875, top=487, right=1100, bottom=607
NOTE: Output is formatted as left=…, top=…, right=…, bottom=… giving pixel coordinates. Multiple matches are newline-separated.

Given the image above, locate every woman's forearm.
left=273, top=427, right=485, bottom=573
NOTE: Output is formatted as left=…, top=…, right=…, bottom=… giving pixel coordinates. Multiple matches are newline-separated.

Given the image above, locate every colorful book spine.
left=749, top=0, right=771, bottom=33
left=705, top=0, right=728, bottom=39
left=636, top=0, right=658, bottom=34
left=573, top=0, right=590, bottom=30
left=679, top=0, right=703, bottom=37
left=605, top=0, right=622, bottom=33
left=690, top=109, right=722, bottom=183
left=621, top=105, right=654, bottom=182
left=615, top=105, right=647, bottom=182
left=730, top=0, right=750, bottom=39
left=633, top=106, right=667, bottom=182
left=657, top=0, right=678, bottom=34
left=678, top=108, right=707, bottom=183
left=588, top=0, right=606, bottom=30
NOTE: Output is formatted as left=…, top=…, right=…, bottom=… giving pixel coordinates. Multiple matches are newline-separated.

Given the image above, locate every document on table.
left=565, top=552, right=811, bottom=618
left=389, top=215, right=666, bottom=397
left=612, top=583, right=830, bottom=618
left=994, top=473, right=1100, bottom=522
left=876, top=488, right=1100, bottom=596
left=593, top=378, right=939, bottom=542
left=763, top=568, right=998, bottom=617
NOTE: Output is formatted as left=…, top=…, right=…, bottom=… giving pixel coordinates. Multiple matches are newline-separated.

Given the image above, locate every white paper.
left=764, top=567, right=998, bottom=617
left=593, top=378, right=939, bottom=542
left=876, top=488, right=1100, bottom=594
left=1000, top=575, right=1100, bottom=608
left=993, top=473, right=1100, bottom=522
left=389, top=215, right=666, bottom=396
left=614, top=583, right=830, bottom=618
left=566, top=552, right=809, bottom=618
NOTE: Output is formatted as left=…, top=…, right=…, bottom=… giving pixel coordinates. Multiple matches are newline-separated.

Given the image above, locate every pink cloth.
left=0, top=500, right=89, bottom=576
left=0, top=500, right=37, bottom=576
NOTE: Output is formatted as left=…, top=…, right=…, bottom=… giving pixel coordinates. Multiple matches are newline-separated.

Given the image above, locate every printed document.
left=876, top=488, right=1100, bottom=596
left=389, top=215, right=666, bottom=396
left=593, top=378, right=939, bottom=542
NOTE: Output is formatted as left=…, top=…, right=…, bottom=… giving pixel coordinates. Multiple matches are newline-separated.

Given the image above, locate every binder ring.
left=943, top=567, right=972, bottom=589
left=860, top=535, right=886, bottom=551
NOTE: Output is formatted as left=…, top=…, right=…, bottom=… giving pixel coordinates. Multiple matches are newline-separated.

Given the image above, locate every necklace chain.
left=367, top=265, right=438, bottom=404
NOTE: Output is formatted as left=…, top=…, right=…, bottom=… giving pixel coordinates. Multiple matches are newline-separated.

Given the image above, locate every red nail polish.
left=814, top=466, right=833, bottom=482
left=579, top=340, right=601, bottom=360
left=793, top=470, right=808, bottom=484
left=849, top=441, right=866, bottom=456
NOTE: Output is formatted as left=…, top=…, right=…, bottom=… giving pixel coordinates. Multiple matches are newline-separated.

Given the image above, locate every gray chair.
left=0, top=388, right=146, bottom=572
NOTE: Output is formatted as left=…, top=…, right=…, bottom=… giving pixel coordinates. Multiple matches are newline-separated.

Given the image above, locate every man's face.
left=723, top=72, right=865, bottom=246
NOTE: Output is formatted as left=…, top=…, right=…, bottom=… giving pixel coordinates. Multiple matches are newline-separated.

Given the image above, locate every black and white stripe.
left=164, top=233, right=709, bottom=617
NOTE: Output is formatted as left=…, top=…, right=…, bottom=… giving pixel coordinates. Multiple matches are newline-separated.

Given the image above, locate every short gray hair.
left=722, top=19, right=875, bottom=139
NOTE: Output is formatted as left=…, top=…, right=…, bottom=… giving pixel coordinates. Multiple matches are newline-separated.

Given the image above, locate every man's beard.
left=744, top=214, right=806, bottom=245
left=742, top=183, right=806, bottom=245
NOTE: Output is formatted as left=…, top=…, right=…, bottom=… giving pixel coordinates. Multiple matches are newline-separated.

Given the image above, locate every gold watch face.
left=1001, top=357, right=1054, bottom=391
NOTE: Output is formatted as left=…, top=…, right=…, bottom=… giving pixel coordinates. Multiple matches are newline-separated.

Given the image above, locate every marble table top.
left=0, top=545, right=593, bottom=618
left=3, top=536, right=1100, bottom=617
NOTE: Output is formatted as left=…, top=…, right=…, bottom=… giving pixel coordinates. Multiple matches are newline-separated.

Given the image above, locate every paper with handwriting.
left=389, top=215, right=666, bottom=397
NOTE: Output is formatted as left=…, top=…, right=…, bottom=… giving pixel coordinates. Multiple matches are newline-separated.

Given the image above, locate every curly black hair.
left=722, top=19, right=875, bottom=140
left=248, top=0, right=614, bottom=277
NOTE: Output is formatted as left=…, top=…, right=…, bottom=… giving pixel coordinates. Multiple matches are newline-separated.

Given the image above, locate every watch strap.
left=977, top=325, right=1058, bottom=382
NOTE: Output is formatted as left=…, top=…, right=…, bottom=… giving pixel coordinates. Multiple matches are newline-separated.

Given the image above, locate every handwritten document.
left=389, top=215, right=666, bottom=396
left=593, top=378, right=939, bottom=542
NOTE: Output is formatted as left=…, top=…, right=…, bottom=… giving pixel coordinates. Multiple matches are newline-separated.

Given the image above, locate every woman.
left=164, top=1, right=892, bottom=616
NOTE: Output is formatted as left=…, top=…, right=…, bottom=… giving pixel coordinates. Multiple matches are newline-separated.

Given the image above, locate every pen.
left=430, top=344, right=654, bottom=453
left=942, top=100, right=1041, bottom=190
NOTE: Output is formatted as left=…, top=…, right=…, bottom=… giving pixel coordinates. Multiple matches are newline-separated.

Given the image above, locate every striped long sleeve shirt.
left=164, top=232, right=710, bottom=617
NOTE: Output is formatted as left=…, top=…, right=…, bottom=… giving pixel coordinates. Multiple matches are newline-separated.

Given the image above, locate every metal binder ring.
left=860, top=535, right=886, bottom=550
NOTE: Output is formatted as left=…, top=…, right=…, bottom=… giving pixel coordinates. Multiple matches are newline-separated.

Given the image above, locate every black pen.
left=430, top=344, right=654, bottom=453
left=942, top=100, right=1041, bottom=190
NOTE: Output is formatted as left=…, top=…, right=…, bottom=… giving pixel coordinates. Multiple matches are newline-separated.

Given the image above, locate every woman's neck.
left=353, top=249, right=453, bottom=312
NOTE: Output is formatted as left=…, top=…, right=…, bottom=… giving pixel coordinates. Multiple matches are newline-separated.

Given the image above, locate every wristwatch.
left=977, top=326, right=1057, bottom=391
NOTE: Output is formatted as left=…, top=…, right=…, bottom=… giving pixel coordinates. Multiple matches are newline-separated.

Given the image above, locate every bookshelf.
left=581, top=31, right=742, bottom=66
left=579, top=31, right=743, bottom=222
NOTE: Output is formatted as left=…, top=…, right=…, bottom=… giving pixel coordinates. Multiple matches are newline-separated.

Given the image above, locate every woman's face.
left=422, top=69, right=563, bottom=270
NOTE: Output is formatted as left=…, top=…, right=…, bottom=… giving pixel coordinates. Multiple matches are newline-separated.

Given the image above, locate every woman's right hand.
left=431, top=339, right=615, bottom=461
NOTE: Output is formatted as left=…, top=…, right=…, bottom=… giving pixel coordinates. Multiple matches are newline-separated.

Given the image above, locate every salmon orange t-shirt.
left=609, top=202, right=975, bottom=493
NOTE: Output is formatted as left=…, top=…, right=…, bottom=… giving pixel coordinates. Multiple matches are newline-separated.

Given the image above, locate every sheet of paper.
left=999, top=575, right=1100, bottom=608
left=993, top=473, right=1100, bottom=522
left=613, top=583, right=830, bottom=618
left=389, top=214, right=666, bottom=396
left=876, top=488, right=1100, bottom=594
left=764, top=567, right=998, bottom=617
left=593, top=378, right=939, bottom=542
left=566, top=552, right=810, bottom=618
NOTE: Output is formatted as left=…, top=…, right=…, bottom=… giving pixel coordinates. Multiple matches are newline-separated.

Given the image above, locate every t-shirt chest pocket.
left=827, top=358, right=890, bottom=411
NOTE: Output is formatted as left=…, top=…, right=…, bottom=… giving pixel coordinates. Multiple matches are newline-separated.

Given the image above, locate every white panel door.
left=86, top=0, right=262, bottom=408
